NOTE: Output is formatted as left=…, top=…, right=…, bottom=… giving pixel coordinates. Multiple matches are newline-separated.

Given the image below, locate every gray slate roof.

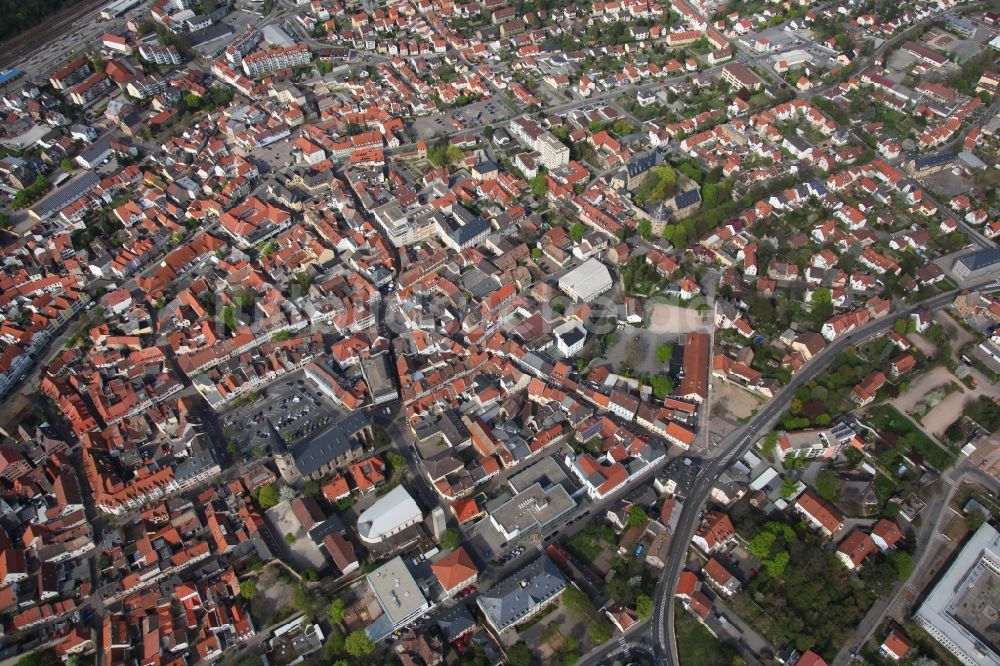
left=476, top=555, right=567, bottom=631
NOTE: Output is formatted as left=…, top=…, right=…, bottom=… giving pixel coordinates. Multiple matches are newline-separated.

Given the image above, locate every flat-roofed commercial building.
left=558, top=258, right=613, bottom=303
left=364, top=557, right=429, bottom=641
left=488, top=482, right=575, bottom=542
left=361, top=352, right=398, bottom=405
left=914, top=523, right=1000, bottom=666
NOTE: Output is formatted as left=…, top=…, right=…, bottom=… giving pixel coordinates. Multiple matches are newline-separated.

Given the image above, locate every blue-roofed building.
left=946, top=15, right=977, bottom=37
left=612, top=147, right=664, bottom=190
left=28, top=172, right=101, bottom=222
left=0, top=69, right=23, bottom=87
left=953, top=248, right=1000, bottom=281
left=906, top=151, right=955, bottom=176
left=675, top=188, right=702, bottom=209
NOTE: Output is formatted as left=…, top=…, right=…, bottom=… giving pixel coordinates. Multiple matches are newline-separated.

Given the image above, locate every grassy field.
left=675, top=601, right=743, bottom=666
left=565, top=521, right=615, bottom=562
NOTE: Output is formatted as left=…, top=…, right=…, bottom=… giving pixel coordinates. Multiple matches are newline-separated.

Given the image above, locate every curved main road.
left=581, top=278, right=999, bottom=666
left=652, top=279, right=1000, bottom=665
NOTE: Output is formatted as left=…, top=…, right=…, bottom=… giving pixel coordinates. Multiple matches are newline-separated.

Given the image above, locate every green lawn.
left=868, top=404, right=956, bottom=471
left=675, top=601, right=743, bottom=666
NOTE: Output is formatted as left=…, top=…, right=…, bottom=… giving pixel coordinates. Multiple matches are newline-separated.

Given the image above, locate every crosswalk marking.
left=618, top=637, right=630, bottom=659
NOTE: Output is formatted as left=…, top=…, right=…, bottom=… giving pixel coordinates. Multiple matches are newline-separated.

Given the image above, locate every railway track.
left=0, top=0, right=109, bottom=70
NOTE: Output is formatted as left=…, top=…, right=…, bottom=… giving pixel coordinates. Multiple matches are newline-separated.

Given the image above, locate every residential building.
left=431, top=547, right=478, bottom=597
left=242, top=44, right=311, bottom=76
left=793, top=488, right=844, bottom=537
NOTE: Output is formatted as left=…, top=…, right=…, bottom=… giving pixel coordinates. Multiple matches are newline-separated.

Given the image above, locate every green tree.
left=627, top=506, right=648, bottom=528
left=761, top=432, right=779, bottom=458
left=284, top=532, right=296, bottom=544
left=587, top=621, right=611, bottom=644
left=811, top=288, right=833, bottom=324
left=15, top=650, right=59, bottom=666
left=257, top=484, right=280, bottom=509
left=763, top=550, right=790, bottom=577
left=441, top=528, right=462, bottom=550
left=570, top=221, right=586, bottom=242
left=610, top=120, right=633, bottom=136
left=386, top=450, right=406, bottom=473
left=649, top=375, right=674, bottom=399
left=60, top=158, right=75, bottom=171
left=780, top=476, right=799, bottom=499
left=221, top=306, right=237, bottom=332
left=637, top=219, right=652, bottom=240
left=239, top=579, right=257, bottom=600
left=344, top=630, right=375, bottom=657
left=890, top=551, right=913, bottom=580
left=324, top=627, right=345, bottom=659
left=507, top=643, right=533, bottom=666
left=702, top=182, right=718, bottom=206
left=444, top=145, right=464, bottom=165
left=663, top=223, right=687, bottom=248
left=328, top=598, right=346, bottom=624
left=184, top=93, right=201, bottom=110
left=814, top=470, right=841, bottom=503
left=635, top=594, right=653, bottom=620
left=531, top=173, right=548, bottom=198
left=747, top=530, right=777, bottom=559
left=655, top=344, right=673, bottom=364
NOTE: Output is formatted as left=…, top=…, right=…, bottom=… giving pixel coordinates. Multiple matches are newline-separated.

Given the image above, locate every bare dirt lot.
left=648, top=303, right=713, bottom=334
left=908, top=332, right=938, bottom=359
left=711, top=381, right=764, bottom=423
left=265, top=501, right=328, bottom=571
left=936, top=310, right=975, bottom=350
left=248, top=565, right=298, bottom=626
left=893, top=367, right=970, bottom=437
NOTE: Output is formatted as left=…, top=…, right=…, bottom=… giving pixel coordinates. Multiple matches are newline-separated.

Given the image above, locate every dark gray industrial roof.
left=291, top=410, right=370, bottom=477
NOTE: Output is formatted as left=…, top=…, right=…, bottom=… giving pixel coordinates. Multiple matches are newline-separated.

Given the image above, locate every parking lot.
left=410, top=97, right=512, bottom=140
left=222, top=369, right=346, bottom=460
left=248, top=130, right=301, bottom=174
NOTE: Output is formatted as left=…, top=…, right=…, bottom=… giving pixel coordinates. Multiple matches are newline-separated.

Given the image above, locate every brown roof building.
left=680, top=332, right=710, bottom=403
left=431, top=547, right=478, bottom=597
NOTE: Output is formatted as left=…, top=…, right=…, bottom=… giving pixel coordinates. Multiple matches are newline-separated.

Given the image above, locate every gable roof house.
left=794, top=488, right=844, bottom=537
